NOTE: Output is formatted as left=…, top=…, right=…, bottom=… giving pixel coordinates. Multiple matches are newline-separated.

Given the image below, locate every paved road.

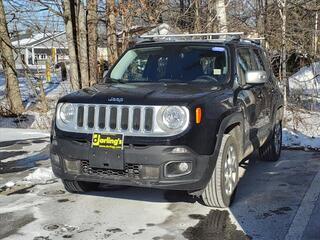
left=0, top=135, right=320, bottom=240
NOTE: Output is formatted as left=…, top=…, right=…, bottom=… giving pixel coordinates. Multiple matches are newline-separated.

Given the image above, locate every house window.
left=40, top=54, right=47, bottom=59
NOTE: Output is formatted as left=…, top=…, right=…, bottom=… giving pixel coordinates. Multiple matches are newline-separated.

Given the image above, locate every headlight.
left=158, top=106, right=188, bottom=130
left=59, top=103, right=76, bottom=124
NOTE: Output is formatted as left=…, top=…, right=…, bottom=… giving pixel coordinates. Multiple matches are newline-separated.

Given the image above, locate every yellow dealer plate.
left=91, top=133, right=124, bottom=150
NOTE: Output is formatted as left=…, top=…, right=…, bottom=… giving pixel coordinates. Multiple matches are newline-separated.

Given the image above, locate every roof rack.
left=140, top=32, right=244, bottom=40
left=241, top=37, right=265, bottom=45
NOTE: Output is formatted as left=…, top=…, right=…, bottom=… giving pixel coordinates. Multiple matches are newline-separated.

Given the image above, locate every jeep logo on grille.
left=108, top=97, right=124, bottom=103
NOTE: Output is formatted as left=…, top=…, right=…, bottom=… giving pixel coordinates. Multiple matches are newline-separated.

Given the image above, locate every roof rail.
left=241, top=37, right=265, bottom=45
left=140, top=32, right=244, bottom=40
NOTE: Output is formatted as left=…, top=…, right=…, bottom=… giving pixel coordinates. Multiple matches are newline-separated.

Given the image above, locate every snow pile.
left=283, top=109, right=320, bottom=150
left=23, top=167, right=55, bottom=184
left=283, top=128, right=320, bottom=150
left=4, top=181, right=15, bottom=188
left=0, top=181, right=16, bottom=192
left=289, top=62, right=320, bottom=96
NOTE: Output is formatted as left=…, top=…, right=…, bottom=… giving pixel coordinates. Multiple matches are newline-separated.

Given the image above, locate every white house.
left=11, top=32, right=68, bottom=69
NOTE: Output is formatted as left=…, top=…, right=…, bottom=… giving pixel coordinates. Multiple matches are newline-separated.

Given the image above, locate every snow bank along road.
left=0, top=129, right=320, bottom=240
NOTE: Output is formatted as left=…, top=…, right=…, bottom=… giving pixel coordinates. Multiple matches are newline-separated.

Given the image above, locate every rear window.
left=108, top=45, right=229, bottom=84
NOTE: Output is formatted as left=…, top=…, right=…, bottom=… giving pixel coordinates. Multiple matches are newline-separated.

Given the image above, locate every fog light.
left=164, top=161, right=192, bottom=177
left=178, top=162, right=189, bottom=172
left=50, top=153, right=60, bottom=165
left=64, top=159, right=80, bottom=174
left=171, top=147, right=189, bottom=154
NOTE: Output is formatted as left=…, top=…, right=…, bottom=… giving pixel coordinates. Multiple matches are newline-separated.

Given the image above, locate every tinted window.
left=252, top=49, right=265, bottom=71
left=108, top=46, right=229, bottom=84
left=237, top=48, right=255, bottom=82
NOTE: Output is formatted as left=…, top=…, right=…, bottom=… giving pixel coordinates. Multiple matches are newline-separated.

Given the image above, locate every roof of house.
left=11, top=32, right=66, bottom=48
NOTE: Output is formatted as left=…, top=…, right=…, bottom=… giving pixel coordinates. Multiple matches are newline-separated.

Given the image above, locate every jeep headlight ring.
left=158, top=106, right=188, bottom=130
left=59, top=103, right=76, bottom=124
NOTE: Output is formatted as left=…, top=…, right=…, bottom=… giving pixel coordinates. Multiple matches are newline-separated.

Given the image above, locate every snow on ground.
left=289, top=61, right=320, bottom=96
left=0, top=127, right=49, bottom=141
left=283, top=109, right=320, bottom=149
left=22, top=167, right=55, bottom=184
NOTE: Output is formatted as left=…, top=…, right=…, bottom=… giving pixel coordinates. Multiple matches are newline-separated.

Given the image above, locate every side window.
left=252, top=49, right=265, bottom=71
left=237, top=48, right=255, bottom=83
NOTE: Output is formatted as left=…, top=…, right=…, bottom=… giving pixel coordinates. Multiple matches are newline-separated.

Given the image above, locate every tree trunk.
left=63, top=0, right=81, bottom=90
left=87, top=0, right=98, bottom=85
left=106, top=0, right=118, bottom=66
left=215, top=0, right=228, bottom=33
left=78, top=1, right=89, bottom=87
left=0, top=0, right=24, bottom=115
left=206, top=0, right=215, bottom=33
left=120, top=1, right=132, bottom=53
left=280, top=0, right=288, bottom=109
left=314, top=11, right=318, bottom=56
left=194, top=0, right=201, bottom=33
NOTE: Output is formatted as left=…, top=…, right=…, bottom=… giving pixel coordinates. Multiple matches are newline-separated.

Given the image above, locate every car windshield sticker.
left=213, top=69, right=222, bottom=75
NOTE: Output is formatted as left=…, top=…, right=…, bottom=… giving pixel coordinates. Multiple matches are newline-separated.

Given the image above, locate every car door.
left=251, top=48, right=273, bottom=136
left=236, top=47, right=269, bottom=147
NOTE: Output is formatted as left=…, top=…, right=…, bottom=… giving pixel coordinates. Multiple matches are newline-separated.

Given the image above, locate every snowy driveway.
left=1, top=129, right=320, bottom=240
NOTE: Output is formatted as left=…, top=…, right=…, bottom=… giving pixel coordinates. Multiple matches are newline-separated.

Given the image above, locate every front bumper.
left=50, top=136, right=214, bottom=191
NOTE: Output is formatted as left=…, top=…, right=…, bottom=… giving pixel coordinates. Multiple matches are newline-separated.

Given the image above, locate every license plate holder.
left=89, top=133, right=124, bottom=170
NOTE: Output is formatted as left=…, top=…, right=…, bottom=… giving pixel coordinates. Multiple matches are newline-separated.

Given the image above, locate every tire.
left=259, top=121, right=282, bottom=162
left=62, top=180, right=100, bottom=193
left=201, top=133, right=239, bottom=208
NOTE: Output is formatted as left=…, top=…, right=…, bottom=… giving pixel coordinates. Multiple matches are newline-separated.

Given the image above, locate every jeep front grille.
left=56, top=104, right=189, bottom=137
left=77, top=104, right=154, bottom=133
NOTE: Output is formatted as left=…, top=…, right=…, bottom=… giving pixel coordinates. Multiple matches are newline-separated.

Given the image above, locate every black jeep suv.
left=50, top=37, right=283, bottom=208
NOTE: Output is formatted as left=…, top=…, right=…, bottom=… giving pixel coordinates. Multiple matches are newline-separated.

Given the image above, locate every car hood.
left=59, top=82, right=223, bottom=105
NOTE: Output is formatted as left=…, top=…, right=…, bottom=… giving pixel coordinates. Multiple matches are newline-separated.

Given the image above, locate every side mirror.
left=245, top=70, right=267, bottom=85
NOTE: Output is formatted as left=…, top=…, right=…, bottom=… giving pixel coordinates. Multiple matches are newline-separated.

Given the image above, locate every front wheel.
left=62, top=180, right=100, bottom=193
left=259, top=122, right=282, bottom=162
left=201, top=133, right=239, bottom=208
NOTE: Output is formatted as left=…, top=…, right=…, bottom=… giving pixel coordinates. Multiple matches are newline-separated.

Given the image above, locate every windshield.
left=107, top=45, right=228, bottom=84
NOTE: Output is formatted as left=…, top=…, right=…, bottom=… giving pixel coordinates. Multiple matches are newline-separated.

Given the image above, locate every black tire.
left=259, top=121, right=282, bottom=162
left=62, top=180, right=100, bottom=193
left=201, top=133, right=239, bottom=208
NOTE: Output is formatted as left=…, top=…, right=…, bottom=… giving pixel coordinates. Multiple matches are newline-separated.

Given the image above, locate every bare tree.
left=78, top=1, right=89, bottom=87
left=206, top=0, right=215, bottom=32
left=0, top=0, right=24, bottom=115
left=215, top=0, right=228, bottom=32
left=194, top=0, right=201, bottom=32
left=278, top=0, right=288, bottom=109
left=119, top=0, right=133, bottom=52
left=87, top=0, right=98, bottom=85
left=63, top=0, right=81, bottom=89
left=106, top=0, right=118, bottom=66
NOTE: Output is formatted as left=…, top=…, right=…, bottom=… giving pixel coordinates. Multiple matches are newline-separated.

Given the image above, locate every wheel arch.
left=215, top=112, right=245, bottom=160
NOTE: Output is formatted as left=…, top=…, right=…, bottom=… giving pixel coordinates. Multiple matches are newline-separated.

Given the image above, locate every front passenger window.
left=252, top=49, right=265, bottom=71
left=237, top=48, right=255, bottom=84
